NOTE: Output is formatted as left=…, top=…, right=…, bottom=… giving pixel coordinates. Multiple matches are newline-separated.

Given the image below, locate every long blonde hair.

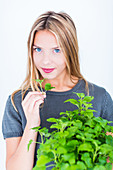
left=11, top=11, right=89, bottom=112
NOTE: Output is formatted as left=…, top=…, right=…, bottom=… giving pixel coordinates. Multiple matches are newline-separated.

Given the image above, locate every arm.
left=6, top=130, right=37, bottom=169
left=6, top=91, right=46, bottom=170
left=6, top=125, right=37, bottom=170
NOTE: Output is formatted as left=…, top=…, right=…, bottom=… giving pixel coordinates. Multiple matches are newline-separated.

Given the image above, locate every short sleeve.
left=101, top=90, right=113, bottom=125
left=2, top=95, right=23, bottom=139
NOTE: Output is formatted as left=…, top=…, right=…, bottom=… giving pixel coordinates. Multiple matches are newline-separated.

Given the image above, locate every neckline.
left=45, top=79, right=84, bottom=95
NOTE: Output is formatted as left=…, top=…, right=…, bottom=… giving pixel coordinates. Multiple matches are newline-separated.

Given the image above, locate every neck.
left=41, top=75, right=79, bottom=92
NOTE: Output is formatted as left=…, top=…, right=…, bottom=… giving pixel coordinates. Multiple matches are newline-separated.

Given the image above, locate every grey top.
left=2, top=79, right=113, bottom=168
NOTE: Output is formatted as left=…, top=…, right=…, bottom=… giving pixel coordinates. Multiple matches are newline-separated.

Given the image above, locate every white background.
left=0, top=0, right=113, bottom=169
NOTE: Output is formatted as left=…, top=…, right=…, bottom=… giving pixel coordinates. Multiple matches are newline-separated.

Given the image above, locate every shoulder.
left=7, top=89, right=30, bottom=113
left=10, top=89, right=30, bottom=104
left=79, top=79, right=108, bottom=98
left=87, top=81, right=108, bottom=98
left=85, top=81, right=113, bottom=122
left=2, top=90, right=26, bottom=139
left=87, top=81, right=113, bottom=110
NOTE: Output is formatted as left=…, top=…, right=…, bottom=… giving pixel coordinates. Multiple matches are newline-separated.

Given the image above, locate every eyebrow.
left=33, top=45, right=60, bottom=49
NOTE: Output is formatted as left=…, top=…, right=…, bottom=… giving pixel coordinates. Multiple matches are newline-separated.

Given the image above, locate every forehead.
left=33, top=30, right=60, bottom=47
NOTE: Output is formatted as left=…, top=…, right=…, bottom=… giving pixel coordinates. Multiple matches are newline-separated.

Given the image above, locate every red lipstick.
left=42, top=68, right=55, bottom=73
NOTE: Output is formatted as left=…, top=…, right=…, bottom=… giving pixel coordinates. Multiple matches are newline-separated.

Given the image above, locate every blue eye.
left=54, top=49, right=60, bottom=53
left=35, top=48, right=42, bottom=52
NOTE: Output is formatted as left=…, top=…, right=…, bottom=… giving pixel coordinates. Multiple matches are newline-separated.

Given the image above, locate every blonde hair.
left=11, top=11, right=89, bottom=112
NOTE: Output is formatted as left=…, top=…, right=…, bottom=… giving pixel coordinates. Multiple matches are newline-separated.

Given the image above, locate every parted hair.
left=11, top=11, right=89, bottom=112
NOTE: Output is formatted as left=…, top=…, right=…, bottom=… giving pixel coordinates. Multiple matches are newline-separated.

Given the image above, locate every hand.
left=106, top=132, right=113, bottom=169
left=106, top=132, right=113, bottom=137
left=22, top=91, right=46, bottom=128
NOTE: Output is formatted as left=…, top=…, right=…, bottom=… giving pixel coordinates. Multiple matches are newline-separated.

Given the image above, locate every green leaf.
left=39, top=127, right=49, bottom=136
left=83, top=110, right=94, bottom=118
left=50, top=124, right=62, bottom=130
left=74, top=161, right=87, bottom=169
left=34, top=78, right=47, bottom=83
left=78, top=143, right=94, bottom=153
left=57, top=146, right=67, bottom=154
left=39, top=143, right=51, bottom=152
left=27, top=139, right=33, bottom=151
left=59, top=112, right=66, bottom=115
left=83, top=96, right=94, bottom=102
left=85, top=109, right=96, bottom=113
left=81, top=153, right=93, bottom=168
left=54, top=131, right=69, bottom=139
left=51, top=167, right=58, bottom=170
left=94, top=123, right=102, bottom=132
left=105, top=162, right=112, bottom=170
left=105, top=125, right=112, bottom=132
left=85, top=119, right=95, bottom=127
left=44, top=133, right=51, bottom=138
left=47, top=118, right=58, bottom=123
left=37, top=155, right=51, bottom=167
left=61, top=131, right=69, bottom=137
left=64, top=98, right=79, bottom=107
left=67, top=140, right=79, bottom=147
left=33, top=166, right=46, bottom=170
left=32, top=166, right=38, bottom=170
left=109, top=151, right=113, bottom=162
left=93, top=165, right=106, bottom=170
left=59, top=138, right=66, bottom=146
left=93, top=117, right=108, bottom=128
left=106, top=134, right=113, bottom=147
left=31, top=126, right=41, bottom=132
left=73, top=92, right=85, bottom=99
left=60, top=163, right=70, bottom=170
left=45, top=83, right=55, bottom=91
left=84, top=103, right=93, bottom=109
left=33, top=166, right=45, bottom=170
left=73, top=120, right=82, bottom=129
left=99, top=144, right=113, bottom=155
left=84, top=133, right=94, bottom=140
left=62, top=152, right=76, bottom=164
left=92, top=140, right=101, bottom=150
left=98, top=156, right=107, bottom=165
left=67, top=126, right=78, bottom=138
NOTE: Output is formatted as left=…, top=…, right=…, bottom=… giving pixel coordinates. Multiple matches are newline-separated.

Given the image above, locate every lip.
left=42, top=68, right=55, bottom=73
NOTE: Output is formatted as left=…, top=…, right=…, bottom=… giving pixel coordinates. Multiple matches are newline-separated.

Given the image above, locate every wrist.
left=26, top=121, right=40, bottom=130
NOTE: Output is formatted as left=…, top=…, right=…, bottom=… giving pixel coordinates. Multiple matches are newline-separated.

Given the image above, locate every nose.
left=42, top=52, right=52, bottom=65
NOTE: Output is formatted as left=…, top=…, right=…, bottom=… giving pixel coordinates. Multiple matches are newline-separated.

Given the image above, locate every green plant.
left=33, top=78, right=55, bottom=93
left=28, top=92, right=113, bottom=170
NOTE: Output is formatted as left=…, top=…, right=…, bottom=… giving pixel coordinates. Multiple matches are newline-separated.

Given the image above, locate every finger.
left=34, top=98, right=44, bottom=108
left=22, top=91, right=41, bottom=105
left=28, top=96, right=44, bottom=111
left=106, top=132, right=113, bottom=137
left=22, top=91, right=46, bottom=106
left=24, top=95, right=45, bottom=112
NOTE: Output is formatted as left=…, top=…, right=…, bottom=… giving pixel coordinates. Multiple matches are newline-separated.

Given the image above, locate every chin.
left=44, top=75, right=58, bottom=80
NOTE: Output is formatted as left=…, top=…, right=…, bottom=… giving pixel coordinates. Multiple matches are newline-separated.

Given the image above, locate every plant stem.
left=35, top=141, right=41, bottom=144
left=46, top=164, right=56, bottom=168
left=40, top=134, right=44, bottom=144
left=93, top=152, right=97, bottom=162
left=40, top=83, right=43, bottom=92
left=52, top=151, right=58, bottom=164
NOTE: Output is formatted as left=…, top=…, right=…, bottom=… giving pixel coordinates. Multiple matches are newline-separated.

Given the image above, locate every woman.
left=2, top=11, right=113, bottom=170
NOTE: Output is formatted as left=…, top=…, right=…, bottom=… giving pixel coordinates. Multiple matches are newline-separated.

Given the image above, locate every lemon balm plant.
left=33, top=78, right=55, bottom=93
left=28, top=82, right=113, bottom=170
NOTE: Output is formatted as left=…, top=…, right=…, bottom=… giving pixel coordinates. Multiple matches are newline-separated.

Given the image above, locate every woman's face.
left=33, top=30, right=67, bottom=80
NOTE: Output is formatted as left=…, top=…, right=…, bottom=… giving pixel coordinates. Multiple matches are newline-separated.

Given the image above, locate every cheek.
left=56, top=56, right=67, bottom=68
left=33, top=55, right=40, bottom=67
